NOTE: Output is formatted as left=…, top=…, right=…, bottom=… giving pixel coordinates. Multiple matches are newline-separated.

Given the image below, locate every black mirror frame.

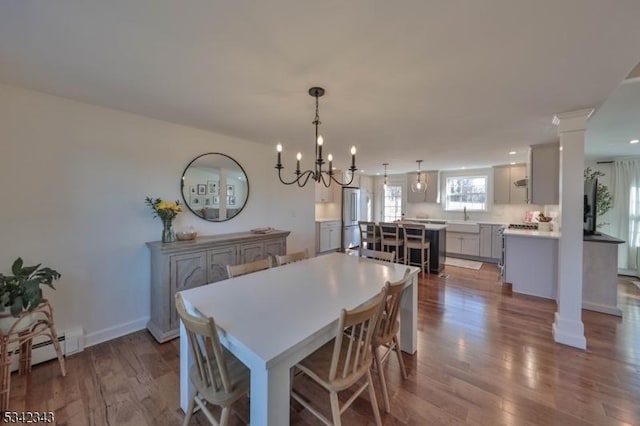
left=180, top=152, right=250, bottom=222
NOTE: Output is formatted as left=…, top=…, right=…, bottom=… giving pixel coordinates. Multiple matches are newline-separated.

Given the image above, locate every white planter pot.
left=0, top=312, right=34, bottom=334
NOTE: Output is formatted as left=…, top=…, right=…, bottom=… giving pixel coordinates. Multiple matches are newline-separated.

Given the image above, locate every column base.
left=552, top=312, right=586, bottom=349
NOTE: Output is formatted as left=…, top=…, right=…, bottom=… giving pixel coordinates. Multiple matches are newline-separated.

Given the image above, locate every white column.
left=552, top=108, right=593, bottom=350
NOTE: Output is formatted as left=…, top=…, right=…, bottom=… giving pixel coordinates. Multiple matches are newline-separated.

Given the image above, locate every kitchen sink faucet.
left=463, top=206, right=469, bottom=221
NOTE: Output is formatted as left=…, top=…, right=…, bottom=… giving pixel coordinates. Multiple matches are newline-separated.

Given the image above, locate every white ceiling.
left=1, top=1, right=639, bottom=176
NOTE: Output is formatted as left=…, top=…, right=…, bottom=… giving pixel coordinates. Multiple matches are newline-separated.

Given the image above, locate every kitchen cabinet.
left=316, top=220, right=341, bottom=253
left=406, top=171, right=438, bottom=203
left=493, top=164, right=527, bottom=204
left=146, top=230, right=290, bottom=343
left=478, top=224, right=504, bottom=261
left=315, top=182, right=334, bottom=203
left=491, top=225, right=503, bottom=259
left=479, top=225, right=492, bottom=258
left=529, top=142, right=559, bottom=205
left=446, top=232, right=480, bottom=256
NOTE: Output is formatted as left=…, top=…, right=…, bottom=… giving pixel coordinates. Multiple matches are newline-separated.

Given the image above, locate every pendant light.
left=382, top=163, right=389, bottom=189
left=410, top=160, right=428, bottom=193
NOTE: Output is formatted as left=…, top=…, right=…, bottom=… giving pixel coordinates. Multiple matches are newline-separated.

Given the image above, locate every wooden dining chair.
left=175, top=293, right=250, bottom=426
left=379, top=222, right=404, bottom=263
left=403, top=223, right=430, bottom=276
left=372, top=268, right=412, bottom=413
left=226, top=257, right=272, bottom=278
left=291, top=288, right=387, bottom=426
left=358, top=221, right=381, bottom=250
left=275, top=248, right=309, bottom=266
left=359, top=248, right=396, bottom=263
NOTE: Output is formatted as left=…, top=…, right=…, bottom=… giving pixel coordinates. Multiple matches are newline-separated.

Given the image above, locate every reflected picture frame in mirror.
left=181, top=153, right=249, bottom=222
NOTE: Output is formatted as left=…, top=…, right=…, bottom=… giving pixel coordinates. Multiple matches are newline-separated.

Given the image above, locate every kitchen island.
left=503, top=229, right=625, bottom=316
left=583, top=233, right=625, bottom=316
left=503, top=228, right=560, bottom=299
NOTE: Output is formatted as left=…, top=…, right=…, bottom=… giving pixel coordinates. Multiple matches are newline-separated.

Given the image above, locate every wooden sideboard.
left=146, top=230, right=290, bottom=343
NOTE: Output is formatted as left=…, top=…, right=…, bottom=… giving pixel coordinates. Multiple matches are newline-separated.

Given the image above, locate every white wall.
left=0, top=84, right=314, bottom=346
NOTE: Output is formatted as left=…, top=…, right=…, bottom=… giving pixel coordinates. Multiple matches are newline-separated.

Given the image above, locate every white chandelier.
left=275, top=87, right=357, bottom=187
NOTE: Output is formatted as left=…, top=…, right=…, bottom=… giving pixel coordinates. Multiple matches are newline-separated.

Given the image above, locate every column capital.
left=552, top=108, right=594, bottom=133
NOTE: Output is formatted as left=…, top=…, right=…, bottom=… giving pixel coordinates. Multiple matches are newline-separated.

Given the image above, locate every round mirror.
left=181, top=153, right=249, bottom=221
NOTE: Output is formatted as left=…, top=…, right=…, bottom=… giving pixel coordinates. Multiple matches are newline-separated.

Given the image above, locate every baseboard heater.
left=9, top=327, right=83, bottom=372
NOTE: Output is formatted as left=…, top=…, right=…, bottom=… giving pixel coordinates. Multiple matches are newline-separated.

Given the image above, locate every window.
left=383, top=184, right=402, bottom=222
left=444, top=175, right=487, bottom=211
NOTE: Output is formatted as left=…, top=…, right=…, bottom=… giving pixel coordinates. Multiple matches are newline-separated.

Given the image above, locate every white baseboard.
left=84, top=316, right=149, bottom=348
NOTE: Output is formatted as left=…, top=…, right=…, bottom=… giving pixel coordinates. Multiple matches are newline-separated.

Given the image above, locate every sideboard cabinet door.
left=239, top=242, right=265, bottom=263
left=208, top=245, right=237, bottom=282
left=168, top=251, right=208, bottom=330
left=265, top=239, right=286, bottom=261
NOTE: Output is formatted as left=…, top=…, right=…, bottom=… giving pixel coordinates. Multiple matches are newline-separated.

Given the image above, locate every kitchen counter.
left=315, top=218, right=341, bottom=222
left=402, top=222, right=447, bottom=231
left=503, top=228, right=561, bottom=239
left=583, top=233, right=625, bottom=316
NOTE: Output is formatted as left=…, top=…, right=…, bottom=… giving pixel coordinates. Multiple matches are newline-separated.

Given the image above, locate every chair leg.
left=219, top=406, right=230, bottom=426
left=393, top=336, right=408, bottom=380
left=182, top=389, right=197, bottom=426
left=329, top=391, right=342, bottom=426
left=366, top=369, right=383, bottom=426
left=373, top=347, right=390, bottom=413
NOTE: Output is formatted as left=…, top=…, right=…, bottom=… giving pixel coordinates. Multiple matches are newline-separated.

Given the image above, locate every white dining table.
left=178, top=252, right=420, bottom=426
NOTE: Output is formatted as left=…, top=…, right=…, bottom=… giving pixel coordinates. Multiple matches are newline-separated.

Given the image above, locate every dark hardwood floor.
left=9, top=263, right=640, bottom=425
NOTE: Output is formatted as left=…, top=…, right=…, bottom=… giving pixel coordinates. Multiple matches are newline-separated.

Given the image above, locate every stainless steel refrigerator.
left=342, top=187, right=361, bottom=249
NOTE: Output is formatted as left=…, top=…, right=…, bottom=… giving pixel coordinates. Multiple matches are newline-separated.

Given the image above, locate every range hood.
left=513, top=178, right=528, bottom=187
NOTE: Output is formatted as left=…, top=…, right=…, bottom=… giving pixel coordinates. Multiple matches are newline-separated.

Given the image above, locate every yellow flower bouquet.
left=145, top=197, right=182, bottom=242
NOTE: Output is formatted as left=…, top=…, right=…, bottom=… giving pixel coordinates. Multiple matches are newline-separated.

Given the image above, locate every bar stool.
left=403, top=223, right=430, bottom=276
left=379, top=222, right=404, bottom=263
left=359, top=221, right=381, bottom=250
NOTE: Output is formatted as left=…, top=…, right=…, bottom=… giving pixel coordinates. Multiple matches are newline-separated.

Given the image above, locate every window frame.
left=382, top=183, right=403, bottom=222
left=441, top=169, right=491, bottom=212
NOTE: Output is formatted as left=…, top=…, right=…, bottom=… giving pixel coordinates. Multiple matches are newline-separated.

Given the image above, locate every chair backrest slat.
left=379, top=222, right=401, bottom=243
left=226, top=257, right=272, bottom=278
left=403, top=224, right=427, bottom=245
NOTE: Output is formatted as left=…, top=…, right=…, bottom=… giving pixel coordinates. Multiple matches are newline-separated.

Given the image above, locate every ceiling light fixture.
left=410, top=160, right=427, bottom=193
left=509, top=151, right=516, bottom=155
left=382, top=163, right=389, bottom=189
left=275, top=87, right=356, bottom=187
left=630, top=139, right=639, bottom=144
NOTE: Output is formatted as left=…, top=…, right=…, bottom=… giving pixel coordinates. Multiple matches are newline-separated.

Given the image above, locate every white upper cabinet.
left=493, top=164, right=528, bottom=204
left=529, top=142, right=559, bottom=205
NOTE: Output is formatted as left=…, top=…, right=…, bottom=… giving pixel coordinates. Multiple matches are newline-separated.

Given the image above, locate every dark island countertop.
left=583, top=233, right=625, bottom=244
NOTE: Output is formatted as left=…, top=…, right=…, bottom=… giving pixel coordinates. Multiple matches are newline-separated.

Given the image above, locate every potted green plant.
left=0, top=258, right=60, bottom=332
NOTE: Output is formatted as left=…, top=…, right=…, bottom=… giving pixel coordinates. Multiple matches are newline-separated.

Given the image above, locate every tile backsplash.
left=405, top=203, right=546, bottom=224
